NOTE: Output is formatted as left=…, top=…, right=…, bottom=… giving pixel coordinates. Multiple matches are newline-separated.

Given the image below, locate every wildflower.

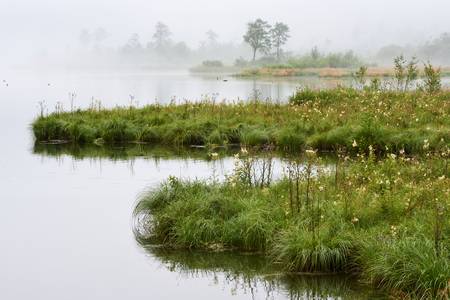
left=352, top=140, right=358, bottom=147
left=389, top=153, right=396, bottom=160
left=305, top=149, right=316, bottom=157
left=399, top=149, right=405, bottom=155
left=405, top=198, right=410, bottom=208
left=318, top=186, right=324, bottom=192
left=240, top=147, right=248, bottom=154
left=390, top=225, right=398, bottom=237
left=351, top=217, right=359, bottom=224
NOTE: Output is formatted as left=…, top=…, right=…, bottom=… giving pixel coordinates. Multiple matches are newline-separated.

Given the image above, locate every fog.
left=1, top=0, right=450, bottom=68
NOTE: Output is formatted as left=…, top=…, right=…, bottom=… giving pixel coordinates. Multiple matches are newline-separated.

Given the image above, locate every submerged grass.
left=32, top=88, right=449, bottom=155
left=134, top=153, right=450, bottom=299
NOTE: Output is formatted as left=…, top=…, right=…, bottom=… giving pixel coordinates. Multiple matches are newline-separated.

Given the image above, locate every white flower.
left=352, top=140, right=358, bottom=147
left=305, top=149, right=316, bottom=157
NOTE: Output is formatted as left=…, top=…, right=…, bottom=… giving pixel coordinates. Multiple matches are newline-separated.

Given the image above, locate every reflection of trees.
left=251, top=79, right=264, bottom=101
left=138, top=246, right=385, bottom=300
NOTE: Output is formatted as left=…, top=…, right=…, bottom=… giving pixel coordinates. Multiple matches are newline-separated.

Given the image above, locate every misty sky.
left=1, top=0, right=449, bottom=64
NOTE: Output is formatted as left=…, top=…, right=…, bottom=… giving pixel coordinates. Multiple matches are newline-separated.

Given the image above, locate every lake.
left=0, top=69, right=388, bottom=299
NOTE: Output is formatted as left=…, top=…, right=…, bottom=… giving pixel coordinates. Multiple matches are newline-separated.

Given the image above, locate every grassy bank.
left=134, top=151, right=450, bottom=298
left=32, top=88, right=449, bottom=155
left=235, top=67, right=389, bottom=78
left=235, top=66, right=450, bottom=78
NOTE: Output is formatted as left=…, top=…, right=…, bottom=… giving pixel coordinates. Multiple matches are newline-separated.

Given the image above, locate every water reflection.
left=33, top=143, right=225, bottom=161
left=33, top=143, right=338, bottom=182
left=141, top=247, right=387, bottom=300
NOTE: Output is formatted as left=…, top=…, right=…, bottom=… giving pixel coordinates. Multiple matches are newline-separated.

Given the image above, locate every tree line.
left=243, top=19, right=290, bottom=62
left=78, top=20, right=290, bottom=64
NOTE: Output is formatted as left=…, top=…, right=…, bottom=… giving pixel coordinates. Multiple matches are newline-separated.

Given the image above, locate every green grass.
left=134, top=153, right=450, bottom=298
left=357, top=235, right=450, bottom=299
left=32, top=88, right=450, bottom=155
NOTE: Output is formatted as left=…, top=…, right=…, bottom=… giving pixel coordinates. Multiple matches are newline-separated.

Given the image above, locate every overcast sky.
left=1, top=0, right=449, bottom=63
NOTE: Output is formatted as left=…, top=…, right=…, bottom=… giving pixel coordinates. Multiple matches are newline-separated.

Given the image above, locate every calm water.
left=0, top=69, right=384, bottom=299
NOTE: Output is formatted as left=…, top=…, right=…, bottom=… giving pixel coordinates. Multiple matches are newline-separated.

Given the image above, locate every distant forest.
left=376, top=33, right=450, bottom=65
left=43, top=21, right=450, bottom=68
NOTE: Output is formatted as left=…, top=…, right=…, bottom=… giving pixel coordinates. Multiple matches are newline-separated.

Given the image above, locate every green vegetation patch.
left=32, top=88, right=450, bottom=156
left=135, top=152, right=450, bottom=298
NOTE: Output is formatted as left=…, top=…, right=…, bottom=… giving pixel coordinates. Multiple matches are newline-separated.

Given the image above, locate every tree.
left=79, top=29, right=91, bottom=47
left=311, top=46, right=320, bottom=60
left=123, top=33, right=142, bottom=52
left=93, top=27, right=108, bottom=44
left=270, top=22, right=290, bottom=61
left=153, top=22, right=172, bottom=50
left=243, top=19, right=271, bottom=62
left=206, top=30, right=218, bottom=46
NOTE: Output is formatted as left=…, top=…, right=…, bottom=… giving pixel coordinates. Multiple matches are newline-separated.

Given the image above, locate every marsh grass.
left=134, top=152, right=450, bottom=298
left=33, top=88, right=449, bottom=156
